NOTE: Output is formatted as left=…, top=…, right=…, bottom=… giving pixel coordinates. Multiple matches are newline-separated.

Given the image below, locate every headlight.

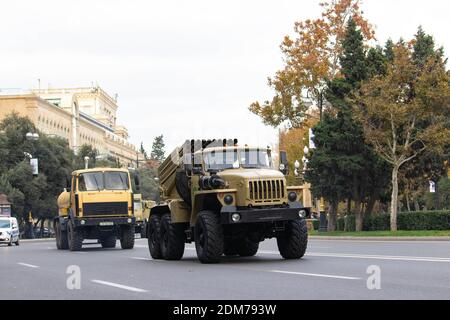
left=224, top=194, right=234, bottom=205
left=80, top=220, right=86, bottom=225
left=288, top=192, right=298, bottom=202
left=231, top=213, right=241, bottom=223
left=299, top=210, right=307, bottom=218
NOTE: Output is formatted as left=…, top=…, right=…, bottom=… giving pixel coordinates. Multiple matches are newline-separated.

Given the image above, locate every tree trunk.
left=414, top=199, right=420, bottom=212
left=354, top=198, right=363, bottom=232
left=327, top=200, right=337, bottom=232
left=434, top=180, right=441, bottom=210
left=365, top=195, right=377, bottom=216
left=406, top=191, right=411, bottom=212
left=391, top=165, right=399, bottom=232
left=347, top=198, right=352, bottom=214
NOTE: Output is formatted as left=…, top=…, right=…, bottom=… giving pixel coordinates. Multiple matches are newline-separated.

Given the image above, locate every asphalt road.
left=1, top=237, right=450, bottom=300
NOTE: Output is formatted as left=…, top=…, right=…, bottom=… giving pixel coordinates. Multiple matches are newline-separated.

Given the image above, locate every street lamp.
left=84, top=156, right=90, bottom=169
left=294, top=160, right=300, bottom=177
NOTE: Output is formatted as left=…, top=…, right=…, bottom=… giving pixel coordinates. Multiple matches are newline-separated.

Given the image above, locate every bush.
left=334, top=211, right=450, bottom=231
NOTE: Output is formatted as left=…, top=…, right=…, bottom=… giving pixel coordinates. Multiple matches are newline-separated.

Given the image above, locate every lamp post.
left=25, top=132, right=39, bottom=239
left=84, top=156, right=90, bottom=169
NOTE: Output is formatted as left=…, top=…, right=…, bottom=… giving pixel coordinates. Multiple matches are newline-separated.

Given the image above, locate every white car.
left=0, top=217, right=20, bottom=246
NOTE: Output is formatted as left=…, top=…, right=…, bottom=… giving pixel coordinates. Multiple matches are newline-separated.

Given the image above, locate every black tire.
left=8, top=241, right=12, bottom=247
left=55, top=220, right=69, bottom=250
left=148, top=215, right=162, bottom=259
left=160, top=213, right=185, bottom=260
left=195, top=211, right=223, bottom=264
left=120, top=225, right=135, bottom=249
left=67, top=220, right=83, bottom=252
left=223, top=240, right=238, bottom=256
left=140, top=221, right=147, bottom=239
left=277, top=219, right=308, bottom=260
left=175, top=171, right=191, bottom=206
left=100, top=235, right=117, bottom=248
left=15, top=240, right=20, bottom=246
left=236, top=238, right=259, bottom=257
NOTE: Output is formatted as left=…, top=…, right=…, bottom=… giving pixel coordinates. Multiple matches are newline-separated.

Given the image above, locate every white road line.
left=17, top=262, right=39, bottom=268
left=270, top=270, right=361, bottom=280
left=307, top=252, right=450, bottom=263
left=131, top=257, right=151, bottom=261
left=91, top=280, right=148, bottom=293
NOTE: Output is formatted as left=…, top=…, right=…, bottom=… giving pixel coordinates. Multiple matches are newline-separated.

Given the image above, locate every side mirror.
left=279, top=151, right=289, bottom=175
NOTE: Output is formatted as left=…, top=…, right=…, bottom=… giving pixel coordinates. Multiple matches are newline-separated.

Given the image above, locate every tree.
left=305, top=19, right=389, bottom=231
left=0, top=113, right=74, bottom=236
left=354, top=42, right=450, bottom=231
left=140, top=142, right=148, bottom=160
left=151, top=135, right=166, bottom=163
left=249, top=0, right=374, bottom=128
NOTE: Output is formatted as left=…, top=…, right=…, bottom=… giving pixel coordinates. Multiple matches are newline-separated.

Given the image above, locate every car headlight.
left=231, top=213, right=241, bottom=223
left=299, top=210, right=307, bottom=218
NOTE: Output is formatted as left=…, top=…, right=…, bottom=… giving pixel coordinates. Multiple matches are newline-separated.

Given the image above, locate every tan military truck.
left=55, top=168, right=136, bottom=251
left=147, top=139, right=311, bottom=264
left=133, top=194, right=155, bottom=238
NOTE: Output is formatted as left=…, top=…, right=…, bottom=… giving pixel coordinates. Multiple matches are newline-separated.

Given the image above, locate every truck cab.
left=55, top=168, right=136, bottom=251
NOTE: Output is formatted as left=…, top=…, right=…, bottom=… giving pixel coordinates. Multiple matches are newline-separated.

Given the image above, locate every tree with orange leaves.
left=249, top=0, right=374, bottom=128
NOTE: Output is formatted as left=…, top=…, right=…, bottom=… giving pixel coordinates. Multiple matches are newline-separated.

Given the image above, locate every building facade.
left=0, top=86, right=141, bottom=167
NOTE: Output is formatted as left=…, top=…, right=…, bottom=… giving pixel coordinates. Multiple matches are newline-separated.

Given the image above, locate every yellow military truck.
left=55, top=168, right=136, bottom=251
left=133, top=194, right=155, bottom=238
left=147, top=139, right=311, bottom=264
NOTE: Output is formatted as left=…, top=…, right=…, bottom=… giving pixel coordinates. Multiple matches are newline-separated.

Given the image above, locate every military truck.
left=55, top=168, right=136, bottom=251
left=133, top=194, right=155, bottom=238
left=147, top=139, right=311, bottom=264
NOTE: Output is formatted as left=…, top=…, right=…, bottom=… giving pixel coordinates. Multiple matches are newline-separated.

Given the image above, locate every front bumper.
left=72, top=217, right=135, bottom=227
left=220, top=204, right=309, bottom=225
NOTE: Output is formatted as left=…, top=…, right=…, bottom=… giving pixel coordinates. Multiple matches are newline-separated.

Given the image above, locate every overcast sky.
left=1, top=0, right=449, bottom=153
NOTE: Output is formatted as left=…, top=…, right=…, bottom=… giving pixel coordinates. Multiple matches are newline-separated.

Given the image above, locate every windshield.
left=203, top=149, right=272, bottom=171
left=78, top=172, right=129, bottom=191
left=0, top=219, right=11, bottom=229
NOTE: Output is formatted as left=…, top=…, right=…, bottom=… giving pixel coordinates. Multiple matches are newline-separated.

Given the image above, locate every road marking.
left=270, top=270, right=361, bottom=280
left=91, top=280, right=147, bottom=293
left=131, top=257, right=151, bottom=261
left=307, top=252, right=450, bottom=263
left=17, top=262, right=39, bottom=268
left=134, top=245, right=147, bottom=248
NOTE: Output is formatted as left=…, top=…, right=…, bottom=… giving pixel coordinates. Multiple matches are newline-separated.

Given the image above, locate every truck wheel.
left=195, top=211, right=223, bottom=264
left=100, top=235, right=117, bottom=248
left=160, top=213, right=185, bottom=260
left=120, top=225, right=135, bottom=250
left=236, top=238, right=259, bottom=257
left=277, top=219, right=308, bottom=260
left=148, top=215, right=162, bottom=259
left=140, top=221, right=147, bottom=238
left=67, top=220, right=83, bottom=252
left=55, top=220, right=69, bottom=250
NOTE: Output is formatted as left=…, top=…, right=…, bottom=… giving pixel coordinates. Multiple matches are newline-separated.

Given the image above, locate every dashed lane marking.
left=270, top=270, right=361, bottom=280
left=91, top=280, right=148, bottom=293
left=17, top=262, right=39, bottom=268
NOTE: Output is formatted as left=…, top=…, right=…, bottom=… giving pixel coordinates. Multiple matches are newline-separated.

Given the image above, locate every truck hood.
left=218, top=168, right=284, bottom=181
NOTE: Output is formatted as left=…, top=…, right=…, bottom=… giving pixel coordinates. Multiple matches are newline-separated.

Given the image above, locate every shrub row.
left=336, top=211, right=450, bottom=231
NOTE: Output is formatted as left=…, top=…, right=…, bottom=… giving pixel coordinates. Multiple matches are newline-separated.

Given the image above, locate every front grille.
left=249, top=179, right=285, bottom=202
left=83, top=202, right=128, bottom=217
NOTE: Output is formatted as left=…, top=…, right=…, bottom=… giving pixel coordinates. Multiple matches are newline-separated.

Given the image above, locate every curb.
left=310, top=236, right=450, bottom=241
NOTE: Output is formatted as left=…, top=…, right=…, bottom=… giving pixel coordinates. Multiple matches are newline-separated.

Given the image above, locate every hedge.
left=336, top=210, right=450, bottom=232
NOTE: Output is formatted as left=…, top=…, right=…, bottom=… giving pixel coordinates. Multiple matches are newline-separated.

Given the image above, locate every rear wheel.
left=67, top=220, right=83, bottom=252
left=277, top=219, right=308, bottom=259
left=236, top=238, right=259, bottom=257
left=195, top=211, right=223, bottom=264
left=160, top=213, right=185, bottom=260
left=100, top=235, right=116, bottom=248
left=148, top=215, right=162, bottom=259
left=120, top=225, right=135, bottom=249
left=55, top=220, right=69, bottom=250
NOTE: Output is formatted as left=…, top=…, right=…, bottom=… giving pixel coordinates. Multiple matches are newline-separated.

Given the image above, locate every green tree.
left=151, top=135, right=166, bottom=163
left=305, top=19, right=389, bottom=231
left=140, top=142, right=148, bottom=160
left=354, top=42, right=450, bottom=231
